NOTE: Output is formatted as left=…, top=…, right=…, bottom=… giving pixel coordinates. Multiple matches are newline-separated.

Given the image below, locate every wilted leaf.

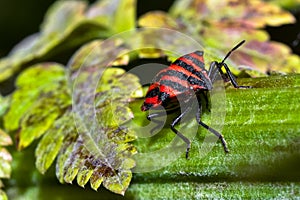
left=231, top=40, right=300, bottom=74
left=27, top=38, right=142, bottom=195
left=62, top=37, right=143, bottom=194
left=152, top=0, right=300, bottom=74
left=170, top=0, right=295, bottom=27
left=56, top=134, right=136, bottom=195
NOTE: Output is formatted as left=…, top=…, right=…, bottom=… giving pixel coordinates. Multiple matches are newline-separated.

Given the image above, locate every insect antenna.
left=220, top=40, right=245, bottom=64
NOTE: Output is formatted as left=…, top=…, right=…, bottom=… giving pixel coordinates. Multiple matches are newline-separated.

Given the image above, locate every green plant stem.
left=127, top=74, right=300, bottom=199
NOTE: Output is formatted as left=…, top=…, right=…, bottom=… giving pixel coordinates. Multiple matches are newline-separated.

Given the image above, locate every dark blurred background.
left=0, top=0, right=299, bottom=58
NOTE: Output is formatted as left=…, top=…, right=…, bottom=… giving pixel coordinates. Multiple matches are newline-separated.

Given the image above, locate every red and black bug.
left=141, top=40, right=251, bottom=159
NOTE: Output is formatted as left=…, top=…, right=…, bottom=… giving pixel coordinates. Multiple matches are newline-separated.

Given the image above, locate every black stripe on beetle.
left=173, top=60, right=196, bottom=74
left=172, top=59, right=210, bottom=84
left=145, top=86, right=160, bottom=98
left=156, top=69, right=189, bottom=81
left=159, top=79, right=189, bottom=92
left=182, top=54, right=205, bottom=69
left=158, top=92, right=170, bottom=102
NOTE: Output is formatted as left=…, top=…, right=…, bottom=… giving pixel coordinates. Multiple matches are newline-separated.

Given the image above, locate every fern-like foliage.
left=3, top=58, right=140, bottom=194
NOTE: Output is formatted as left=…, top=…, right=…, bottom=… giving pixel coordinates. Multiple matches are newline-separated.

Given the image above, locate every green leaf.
left=3, top=37, right=141, bottom=195
left=0, top=0, right=138, bottom=83
left=0, top=96, right=10, bottom=119
left=0, top=1, right=87, bottom=83
left=40, top=1, right=87, bottom=35
left=35, top=111, right=74, bottom=174
left=4, top=63, right=66, bottom=131
left=77, top=168, right=94, bottom=188
left=17, top=86, right=70, bottom=149
left=112, top=0, right=136, bottom=33
left=90, top=174, right=104, bottom=191
left=55, top=132, right=77, bottom=184
left=103, top=169, right=132, bottom=196
left=267, top=0, right=300, bottom=9
left=3, top=63, right=69, bottom=150
left=0, top=189, right=8, bottom=200
left=95, top=68, right=140, bottom=130
left=138, top=11, right=183, bottom=30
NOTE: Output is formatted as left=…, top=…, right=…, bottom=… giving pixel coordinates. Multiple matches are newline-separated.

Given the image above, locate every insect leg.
left=147, top=111, right=166, bottom=134
left=170, top=106, right=192, bottom=159
left=196, top=91, right=210, bottom=112
left=208, top=61, right=217, bottom=78
left=196, top=104, right=229, bottom=153
left=221, top=63, right=251, bottom=89
left=209, top=61, right=227, bottom=83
